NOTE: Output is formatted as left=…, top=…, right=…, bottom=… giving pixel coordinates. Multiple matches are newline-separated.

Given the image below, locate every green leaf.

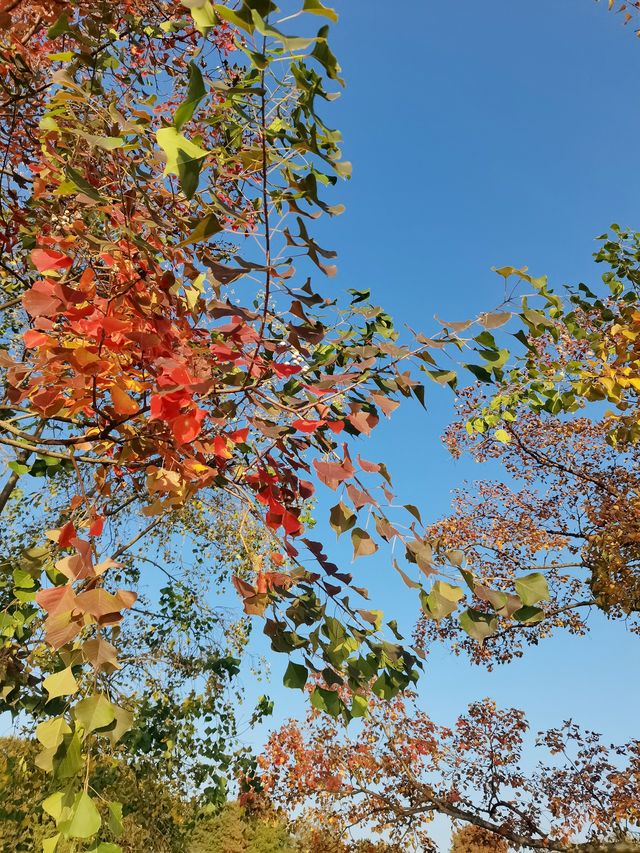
left=42, top=793, right=65, bottom=821
left=47, top=12, right=71, bottom=39
left=213, top=3, right=254, bottom=33
left=36, top=716, right=71, bottom=750
left=459, top=608, right=498, bottom=641
left=446, top=549, right=465, bottom=568
left=55, top=732, right=83, bottom=779
left=156, top=127, right=209, bottom=198
left=77, top=132, right=124, bottom=150
left=371, top=671, right=397, bottom=700
left=515, top=572, right=549, bottom=606
left=8, top=461, right=29, bottom=475
left=174, top=61, right=207, bottom=131
left=310, top=686, right=343, bottom=717
left=178, top=212, right=223, bottom=246
left=312, top=25, right=343, bottom=82
left=361, top=609, right=384, bottom=630
left=283, top=661, right=308, bottom=690
left=422, top=581, right=464, bottom=621
left=250, top=9, right=317, bottom=52
left=73, top=693, right=116, bottom=734
left=47, top=51, right=74, bottom=62
left=303, top=0, right=338, bottom=21
left=351, top=528, right=378, bottom=560
left=333, top=159, right=352, bottom=179
left=64, top=166, right=104, bottom=202
left=404, top=504, right=422, bottom=524
left=61, top=792, right=101, bottom=839
left=103, top=705, right=134, bottom=747
left=107, top=802, right=123, bottom=838
left=183, top=0, right=216, bottom=32
left=465, top=363, right=493, bottom=383
left=42, top=834, right=61, bottom=853
left=329, top=501, right=356, bottom=537
left=43, top=667, right=78, bottom=701
left=513, top=605, right=544, bottom=624
left=350, top=693, right=368, bottom=718
left=494, top=428, right=511, bottom=443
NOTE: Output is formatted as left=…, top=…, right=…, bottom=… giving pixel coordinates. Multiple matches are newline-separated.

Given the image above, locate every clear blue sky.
left=239, top=1, right=640, bottom=846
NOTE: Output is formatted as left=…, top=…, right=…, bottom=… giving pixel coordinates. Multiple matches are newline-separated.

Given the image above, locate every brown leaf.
left=351, top=528, right=378, bottom=560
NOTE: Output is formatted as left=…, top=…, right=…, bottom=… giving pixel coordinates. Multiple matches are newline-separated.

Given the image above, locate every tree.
left=0, top=736, right=194, bottom=852
left=259, top=691, right=640, bottom=852
left=189, top=801, right=297, bottom=853
left=256, top=236, right=640, bottom=850
left=1, top=1, right=639, bottom=851
left=450, top=825, right=509, bottom=853
left=0, top=0, right=462, bottom=845
left=190, top=803, right=249, bottom=853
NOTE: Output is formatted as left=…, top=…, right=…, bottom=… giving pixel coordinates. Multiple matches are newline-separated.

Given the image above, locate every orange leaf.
left=75, top=589, right=122, bottom=618
left=111, top=385, right=139, bottom=416
left=43, top=613, right=83, bottom=650
left=36, top=585, right=77, bottom=616
left=23, top=329, right=50, bottom=348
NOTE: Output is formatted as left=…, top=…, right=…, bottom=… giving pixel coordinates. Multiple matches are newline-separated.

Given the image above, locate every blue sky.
left=238, top=0, right=640, bottom=846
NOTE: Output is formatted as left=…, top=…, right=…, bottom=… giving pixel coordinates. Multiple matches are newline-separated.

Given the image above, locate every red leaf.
left=171, top=409, right=206, bottom=444
left=22, top=281, right=63, bottom=317
left=348, top=409, right=379, bottom=436
left=347, top=484, right=377, bottom=509
left=23, top=329, right=50, bottom=348
left=370, top=392, right=400, bottom=418
left=299, top=479, right=314, bottom=499
left=292, top=419, right=325, bottom=433
left=313, top=457, right=355, bottom=490
left=357, top=455, right=381, bottom=473
left=232, top=576, right=268, bottom=615
left=31, top=248, right=72, bottom=274
left=89, top=516, right=104, bottom=537
left=57, top=521, right=77, bottom=549
left=272, top=362, right=302, bottom=378
left=282, top=509, right=303, bottom=536
left=214, top=434, right=232, bottom=459
left=232, top=576, right=256, bottom=599
left=264, top=571, right=294, bottom=591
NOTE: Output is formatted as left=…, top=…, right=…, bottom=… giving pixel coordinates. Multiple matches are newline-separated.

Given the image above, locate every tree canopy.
left=0, top=1, right=639, bottom=851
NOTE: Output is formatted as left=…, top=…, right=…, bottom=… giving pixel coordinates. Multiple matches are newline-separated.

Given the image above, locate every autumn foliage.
left=2, top=0, right=640, bottom=851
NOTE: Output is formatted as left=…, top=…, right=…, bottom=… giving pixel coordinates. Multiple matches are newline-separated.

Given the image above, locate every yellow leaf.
left=43, top=667, right=78, bottom=701
left=156, top=127, right=209, bottom=176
